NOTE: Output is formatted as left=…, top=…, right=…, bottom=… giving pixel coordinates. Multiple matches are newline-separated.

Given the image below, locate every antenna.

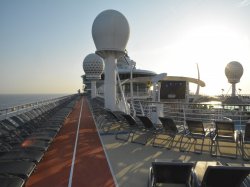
left=225, top=61, right=243, bottom=97
left=195, top=63, right=200, bottom=95
left=83, top=53, right=104, bottom=98
left=92, top=10, right=130, bottom=111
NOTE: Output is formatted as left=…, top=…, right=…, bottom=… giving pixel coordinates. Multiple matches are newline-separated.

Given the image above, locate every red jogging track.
left=26, top=96, right=116, bottom=187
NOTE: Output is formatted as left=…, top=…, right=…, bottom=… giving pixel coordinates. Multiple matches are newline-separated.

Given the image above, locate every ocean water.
left=0, top=94, right=67, bottom=109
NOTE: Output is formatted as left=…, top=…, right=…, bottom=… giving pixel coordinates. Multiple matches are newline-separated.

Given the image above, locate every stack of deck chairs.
left=0, top=95, right=79, bottom=187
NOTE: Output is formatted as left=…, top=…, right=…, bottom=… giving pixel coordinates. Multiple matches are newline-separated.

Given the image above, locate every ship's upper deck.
left=1, top=95, right=250, bottom=187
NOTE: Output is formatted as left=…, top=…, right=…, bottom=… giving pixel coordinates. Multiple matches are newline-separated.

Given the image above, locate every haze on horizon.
left=1, top=0, right=250, bottom=95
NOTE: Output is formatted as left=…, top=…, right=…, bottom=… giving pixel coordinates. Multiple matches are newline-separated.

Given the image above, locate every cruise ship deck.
left=2, top=95, right=246, bottom=187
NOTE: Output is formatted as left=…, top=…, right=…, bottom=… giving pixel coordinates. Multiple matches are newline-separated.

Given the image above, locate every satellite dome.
left=92, top=9, right=130, bottom=54
left=225, top=61, right=243, bottom=83
left=83, top=53, right=104, bottom=80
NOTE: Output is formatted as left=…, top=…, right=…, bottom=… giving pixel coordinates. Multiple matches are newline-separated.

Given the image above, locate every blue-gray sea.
left=0, top=94, right=67, bottom=110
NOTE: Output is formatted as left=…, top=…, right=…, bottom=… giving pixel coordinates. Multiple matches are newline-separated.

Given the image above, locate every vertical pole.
left=157, top=82, right=161, bottom=102
left=91, top=80, right=96, bottom=98
left=130, top=65, right=134, bottom=103
left=104, top=55, right=117, bottom=110
left=232, top=83, right=236, bottom=97
left=116, top=66, right=128, bottom=113
left=130, top=64, right=136, bottom=116
left=152, top=83, right=157, bottom=102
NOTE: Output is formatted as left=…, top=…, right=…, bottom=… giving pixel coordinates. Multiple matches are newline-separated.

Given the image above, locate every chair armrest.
left=191, top=170, right=199, bottom=187
left=148, top=166, right=154, bottom=187
left=194, top=161, right=222, bottom=186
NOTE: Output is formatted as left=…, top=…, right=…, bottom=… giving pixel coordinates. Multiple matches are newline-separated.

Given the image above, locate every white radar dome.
left=83, top=53, right=104, bottom=80
left=92, top=9, right=130, bottom=54
left=225, top=61, right=244, bottom=84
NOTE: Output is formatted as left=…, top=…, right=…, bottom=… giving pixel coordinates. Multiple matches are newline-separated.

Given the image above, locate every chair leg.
left=152, top=134, right=172, bottom=148
left=242, top=143, right=245, bottom=159
left=242, top=143, right=250, bottom=161
left=235, top=141, right=238, bottom=159
left=200, top=138, right=205, bottom=154
left=115, top=130, right=131, bottom=142
left=179, top=135, right=184, bottom=151
left=131, top=131, right=136, bottom=143
left=145, top=132, right=155, bottom=145
left=131, top=131, right=147, bottom=145
left=194, top=138, right=204, bottom=154
left=168, top=136, right=175, bottom=150
left=152, top=134, right=157, bottom=147
left=210, top=139, right=217, bottom=157
left=179, top=135, right=190, bottom=152
left=144, top=132, right=149, bottom=145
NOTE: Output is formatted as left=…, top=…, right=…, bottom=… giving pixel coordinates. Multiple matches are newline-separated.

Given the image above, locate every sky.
left=1, top=0, right=250, bottom=95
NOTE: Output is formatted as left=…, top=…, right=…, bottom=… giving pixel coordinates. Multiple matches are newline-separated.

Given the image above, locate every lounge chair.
left=132, top=115, right=159, bottom=145
left=180, top=120, right=213, bottom=154
left=0, top=160, right=36, bottom=180
left=211, top=120, right=239, bottom=158
left=115, top=114, right=140, bottom=141
left=18, top=113, right=62, bottom=132
left=13, top=115, right=60, bottom=132
left=0, top=175, right=24, bottom=187
left=152, top=117, right=185, bottom=149
left=226, top=163, right=250, bottom=187
left=95, top=109, right=124, bottom=133
left=148, top=160, right=194, bottom=187
left=0, top=121, right=50, bottom=152
left=10, top=116, right=57, bottom=143
left=105, top=109, right=126, bottom=123
left=193, top=161, right=250, bottom=187
left=241, top=121, right=250, bottom=160
left=0, top=140, right=44, bottom=163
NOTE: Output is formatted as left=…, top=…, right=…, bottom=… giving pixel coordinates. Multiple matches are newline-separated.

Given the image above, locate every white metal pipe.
left=232, top=83, right=236, bottom=97
left=104, top=55, right=117, bottom=110
left=130, top=65, right=134, bottom=102
left=116, top=66, right=128, bottom=113
left=91, top=80, right=96, bottom=98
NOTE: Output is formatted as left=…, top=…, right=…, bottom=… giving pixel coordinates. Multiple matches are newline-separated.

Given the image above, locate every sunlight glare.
left=175, top=23, right=249, bottom=95
left=185, top=24, right=249, bottom=60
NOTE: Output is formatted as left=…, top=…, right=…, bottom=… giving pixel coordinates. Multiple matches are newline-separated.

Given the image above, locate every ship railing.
left=0, top=94, right=75, bottom=120
left=131, top=99, right=250, bottom=131
left=123, top=92, right=150, bottom=99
